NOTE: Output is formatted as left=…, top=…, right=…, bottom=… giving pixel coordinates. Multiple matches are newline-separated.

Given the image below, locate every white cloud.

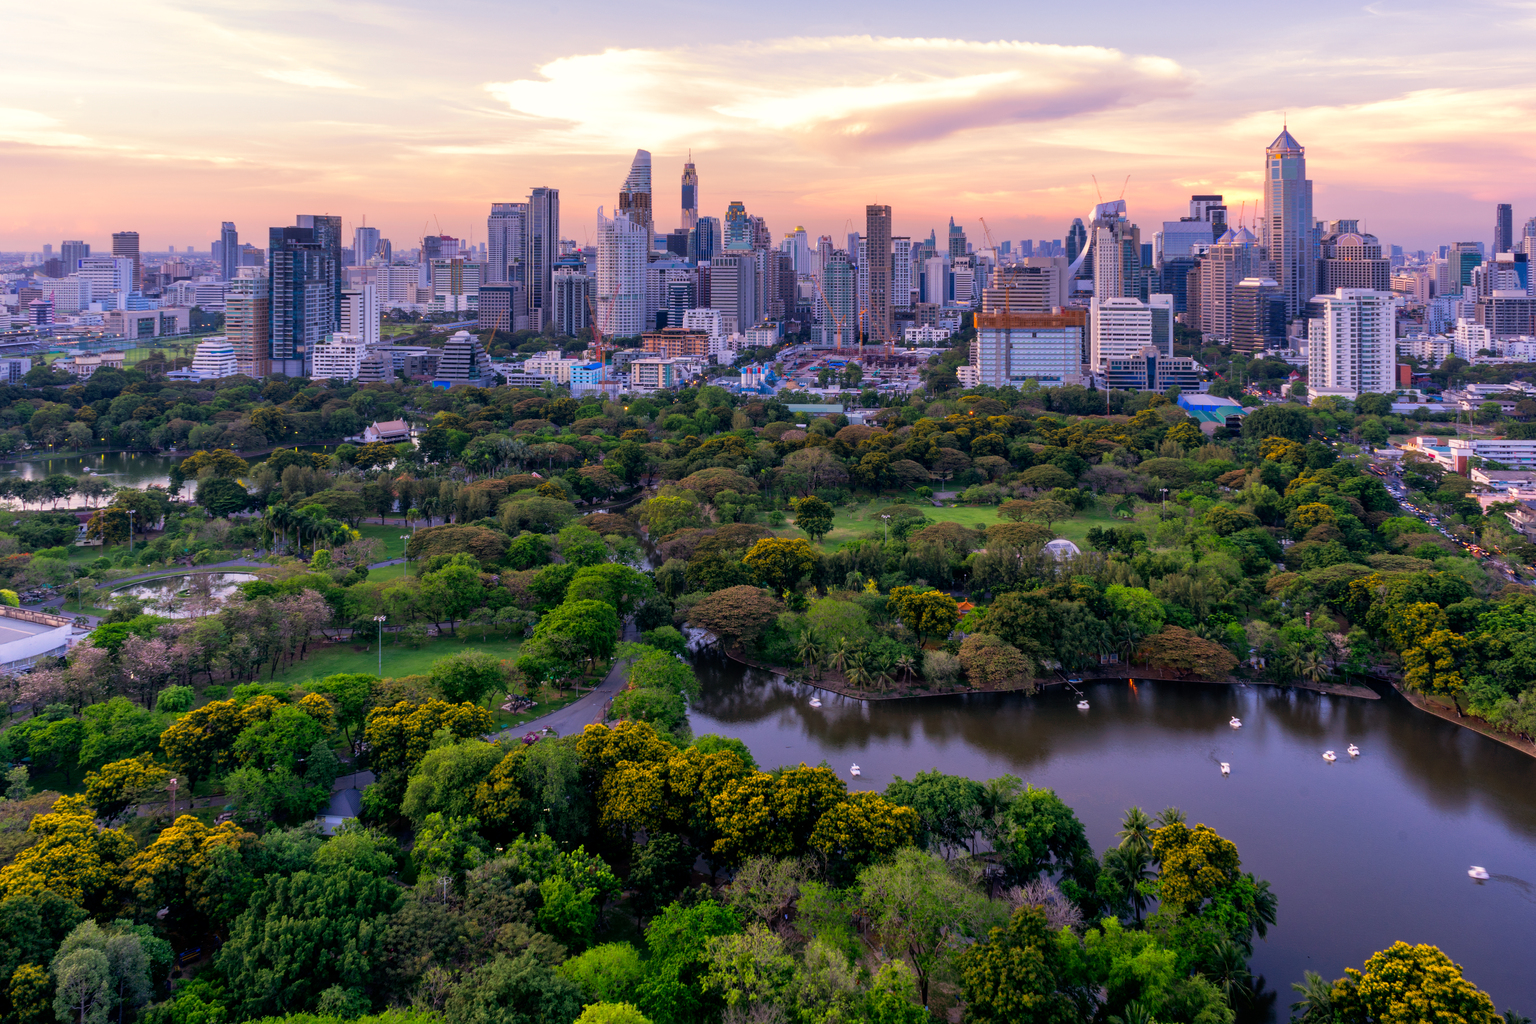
left=484, top=35, right=1191, bottom=154
left=0, top=108, right=92, bottom=148
left=261, top=67, right=361, bottom=90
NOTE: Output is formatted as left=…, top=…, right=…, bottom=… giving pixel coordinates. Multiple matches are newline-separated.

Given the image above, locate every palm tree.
left=1108, top=1001, right=1156, bottom=1024
left=829, top=639, right=851, bottom=677
left=797, top=629, right=823, bottom=680
left=1117, top=806, right=1155, bottom=855
left=1155, top=806, right=1186, bottom=828
left=1203, top=939, right=1252, bottom=1006
left=845, top=650, right=871, bottom=690
left=1102, top=844, right=1154, bottom=924
left=894, top=653, right=917, bottom=684
left=1290, top=971, right=1334, bottom=1024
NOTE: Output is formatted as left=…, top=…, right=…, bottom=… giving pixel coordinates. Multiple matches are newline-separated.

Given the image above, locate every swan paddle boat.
left=1076, top=700, right=1090, bottom=710
left=1220, top=762, right=1231, bottom=776
left=1323, top=750, right=1338, bottom=762
left=808, top=698, right=822, bottom=708
left=849, top=764, right=861, bottom=778
left=1229, top=717, right=1242, bottom=728
left=1347, top=744, right=1360, bottom=757
left=1469, top=866, right=1490, bottom=881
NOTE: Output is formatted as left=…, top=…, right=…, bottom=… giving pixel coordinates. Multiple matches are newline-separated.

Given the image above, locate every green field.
left=356, top=523, right=412, bottom=559
left=268, top=633, right=522, bottom=685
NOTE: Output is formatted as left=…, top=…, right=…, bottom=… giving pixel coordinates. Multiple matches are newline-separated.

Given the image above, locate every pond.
left=0, top=446, right=338, bottom=505
left=113, top=571, right=257, bottom=618
left=686, top=659, right=1536, bottom=1018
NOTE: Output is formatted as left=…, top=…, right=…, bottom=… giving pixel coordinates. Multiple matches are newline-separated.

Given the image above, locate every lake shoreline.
left=720, top=647, right=1381, bottom=702
left=1393, top=683, right=1536, bottom=760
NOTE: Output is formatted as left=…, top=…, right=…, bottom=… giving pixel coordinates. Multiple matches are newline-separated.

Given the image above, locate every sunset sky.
left=4, top=0, right=1534, bottom=254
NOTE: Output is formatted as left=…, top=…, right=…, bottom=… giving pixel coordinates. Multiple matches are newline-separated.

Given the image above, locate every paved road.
left=496, top=619, right=640, bottom=741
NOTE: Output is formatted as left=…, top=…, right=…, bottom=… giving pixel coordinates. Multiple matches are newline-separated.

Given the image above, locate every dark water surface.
left=688, top=661, right=1536, bottom=1016
left=0, top=446, right=337, bottom=504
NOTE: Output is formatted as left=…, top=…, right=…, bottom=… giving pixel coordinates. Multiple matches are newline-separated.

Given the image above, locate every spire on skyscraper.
left=681, top=155, right=698, bottom=232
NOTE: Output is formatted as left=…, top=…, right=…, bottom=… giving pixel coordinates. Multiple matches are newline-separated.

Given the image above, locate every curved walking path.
left=495, top=619, right=641, bottom=741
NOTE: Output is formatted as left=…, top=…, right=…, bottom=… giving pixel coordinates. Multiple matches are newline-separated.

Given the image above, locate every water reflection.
left=688, top=655, right=1536, bottom=1014
left=115, top=572, right=256, bottom=618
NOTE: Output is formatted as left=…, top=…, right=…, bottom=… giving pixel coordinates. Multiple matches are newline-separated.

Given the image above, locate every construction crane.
left=585, top=291, right=608, bottom=388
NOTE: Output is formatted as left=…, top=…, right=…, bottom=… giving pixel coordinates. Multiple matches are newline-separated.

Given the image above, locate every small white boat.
left=1077, top=700, right=1090, bottom=710
left=1347, top=744, right=1360, bottom=757
left=808, top=698, right=822, bottom=708
left=1323, top=750, right=1337, bottom=762
left=1220, top=762, right=1231, bottom=775
left=1469, top=866, right=1490, bottom=881
left=1230, top=717, right=1242, bottom=728
left=849, top=764, right=861, bottom=777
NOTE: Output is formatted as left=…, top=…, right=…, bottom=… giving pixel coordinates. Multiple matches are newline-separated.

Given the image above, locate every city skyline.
left=3, top=0, right=1535, bottom=251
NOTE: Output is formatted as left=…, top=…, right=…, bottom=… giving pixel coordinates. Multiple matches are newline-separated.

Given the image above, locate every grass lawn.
left=356, top=523, right=412, bottom=560
left=269, top=633, right=523, bottom=685
left=365, top=562, right=408, bottom=583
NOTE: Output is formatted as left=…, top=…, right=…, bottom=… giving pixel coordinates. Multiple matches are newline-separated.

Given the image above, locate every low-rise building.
left=629, top=356, right=703, bottom=391
left=189, top=337, right=239, bottom=379
left=0, top=606, right=74, bottom=673
left=524, top=349, right=581, bottom=383
left=312, top=332, right=370, bottom=381
left=362, top=419, right=412, bottom=443
left=1101, top=346, right=1204, bottom=392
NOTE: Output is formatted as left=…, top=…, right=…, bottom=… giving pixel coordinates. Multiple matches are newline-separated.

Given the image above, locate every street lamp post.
left=167, top=777, right=179, bottom=816
left=374, top=615, right=387, bottom=676
left=401, top=534, right=410, bottom=573
left=126, top=509, right=135, bottom=553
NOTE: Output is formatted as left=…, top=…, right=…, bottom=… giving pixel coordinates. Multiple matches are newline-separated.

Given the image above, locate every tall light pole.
left=374, top=615, right=387, bottom=676
left=126, top=509, right=135, bottom=553
left=401, top=534, right=410, bottom=573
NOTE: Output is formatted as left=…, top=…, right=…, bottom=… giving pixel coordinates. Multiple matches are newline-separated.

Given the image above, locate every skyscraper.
left=681, top=157, right=698, bottom=232
left=111, top=231, right=141, bottom=291
left=268, top=217, right=342, bottom=377
left=724, top=201, right=751, bottom=251
left=527, top=187, right=560, bottom=331
left=690, top=217, right=719, bottom=264
left=219, top=222, right=239, bottom=281
left=1263, top=127, right=1315, bottom=317
left=618, top=150, right=653, bottom=251
left=487, top=202, right=528, bottom=285
left=226, top=274, right=271, bottom=379
left=60, top=240, right=89, bottom=271
left=596, top=207, right=647, bottom=338
left=1198, top=226, right=1274, bottom=341
left=354, top=225, right=381, bottom=265
left=1318, top=221, right=1391, bottom=293
left=1064, top=219, right=1087, bottom=266
left=816, top=250, right=857, bottom=348
left=1496, top=204, right=1514, bottom=254
left=865, top=205, right=893, bottom=344
left=947, top=218, right=967, bottom=258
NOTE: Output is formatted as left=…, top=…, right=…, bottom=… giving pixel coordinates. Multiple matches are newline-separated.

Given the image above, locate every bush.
left=922, top=650, right=961, bottom=687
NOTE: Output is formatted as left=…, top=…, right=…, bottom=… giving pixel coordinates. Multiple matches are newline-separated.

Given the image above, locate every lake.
left=0, top=446, right=337, bottom=505
left=114, top=571, right=257, bottom=617
left=686, top=660, right=1536, bottom=1018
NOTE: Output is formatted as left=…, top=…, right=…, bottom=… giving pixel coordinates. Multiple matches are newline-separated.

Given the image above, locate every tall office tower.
left=268, top=218, right=341, bottom=377
left=973, top=308, right=1088, bottom=387
left=354, top=225, right=382, bottom=265
left=750, top=217, right=772, bottom=252
left=486, top=202, right=528, bottom=285
left=1190, top=195, right=1227, bottom=234
left=815, top=236, right=835, bottom=284
left=1090, top=295, right=1174, bottom=368
left=689, top=216, right=720, bottom=263
left=527, top=187, right=560, bottom=331
left=618, top=149, right=654, bottom=251
left=681, top=157, right=698, bottom=231
left=947, top=218, right=968, bottom=258
left=665, top=275, right=695, bottom=327
left=983, top=257, right=1070, bottom=312
left=1522, top=218, right=1536, bottom=257
left=112, top=231, right=141, bottom=291
left=783, top=227, right=811, bottom=275
left=815, top=250, right=858, bottom=348
left=892, top=237, right=913, bottom=312
left=1085, top=202, right=1142, bottom=300
left=1064, top=219, right=1087, bottom=265
left=1263, top=127, right=1315, bottom=317
left=1318, top=221, right=1391, bottom=293
left=1496, top=204, right=1514, bottom=254
left=1307, top=289, right=1396, bottom=400
left=219, top=222, right=239, bottom=281
left=1232, top=278, right=1287, bottom=353
left=921, top=254, right=950, bottom=305
left=340, top=284, right=380, bottom=347
left=762, top=251, right=795, bottom=322
left=709, top=253, right=757, bottom=333
left=723, top=201, right=751, bottom=250
left=1158, top=218, right=1216, bottom=264
left=1198, top=226, right=1274, bottom=341
left=864, top=205, right=893, bottom=343
left=1448, top=242, right=1484, bottom=294
left=227, top=274, right=272, bottom=378
left=60, top=240, right=89, bottom=271
left=595, top=208, right=647, bottom=337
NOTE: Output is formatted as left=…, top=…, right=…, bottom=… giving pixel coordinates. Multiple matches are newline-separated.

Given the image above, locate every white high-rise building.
left=190, top=337, right=239, bottom=379
left=340, top=284, right=380, bottom=347
left=76, top=256, right=134, bottom=306
left=783, top=227, right=812, bottom=276
left=1307, top=289, right=1396, bottom=401
left=379, top=265, right=421, bottom=306
left=487, top=203, right=528, bottom=285
left=595, top=207, right=647, bottom=337
left=43, top=276, right=92, bottom=313
left=681, top=308, right=725, bottom=339
left=312, top=332, right=369, bottom=381
left=892, top=237, right=914, bottom=311
left=1091, top=295, right=1174, bottom=368
left=921, top=255, right=949, bottom=305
